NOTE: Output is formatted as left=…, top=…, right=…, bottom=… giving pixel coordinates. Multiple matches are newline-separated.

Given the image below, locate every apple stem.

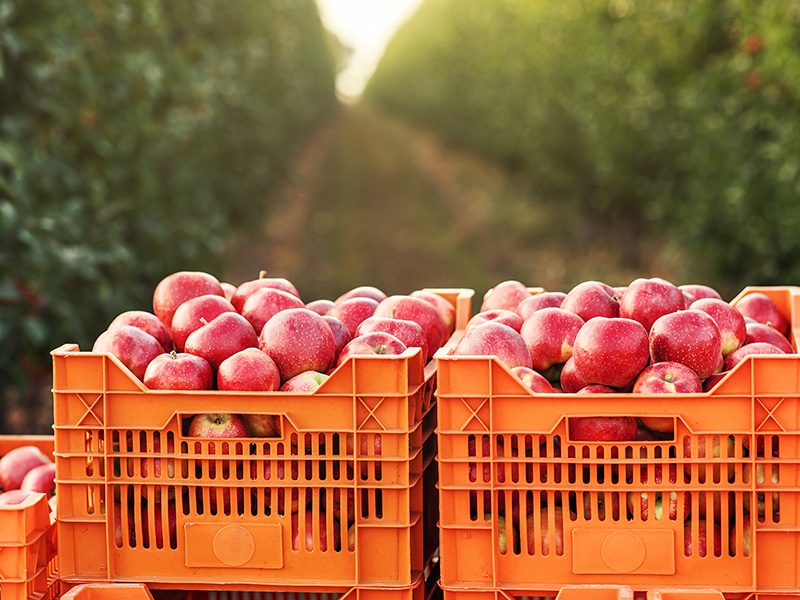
left=170, top=350, right=178, bottom=359
left=200, top=317, right=209, bottom=326
left=259, top=270, right=267, bottom=279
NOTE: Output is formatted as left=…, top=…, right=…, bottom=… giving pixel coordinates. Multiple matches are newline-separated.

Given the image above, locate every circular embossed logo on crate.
left=601, top=531, right=646, bottom=573
left=213, top=525, right=256, bottom=566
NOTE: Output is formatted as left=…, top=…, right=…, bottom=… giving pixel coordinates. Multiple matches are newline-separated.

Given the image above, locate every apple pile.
left=455, top=278, right=795, bottom=441
left=91, top=270, right=454, bottom=438
left=0, top=445, right=57, bottom=510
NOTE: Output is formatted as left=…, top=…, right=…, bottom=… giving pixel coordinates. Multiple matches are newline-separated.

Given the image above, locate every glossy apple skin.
left=241, top=287, right=305, bottom=335
left=336, top=332, right=407, bottom=366
left=517, top=292, right=567, bottom=320
left=723, top=341, right=786, bottom=371
left=335, top=286, right=387, bottom=305
left=280, top=371, right=329, bottom=392
left=327, top=297, right=379, bottom=338
left=144, top=352, right=214, bottom=390
left=684, top=519, right=722, bottom=557
left=409, top=290, right=456, bottom=337
left=153, top=271, right=225, bottom=332
left=561, top=281, right=620, bottom=321
left=649, top=309, right=723, bottom=380
left=374, top=295, right=447, bottom=357
left=511, top=366, right=555, bottom=393
left=217, top=348, right=280, bottom=392
left=221, top=282, right=236, bottom=302
left=453, top=322, right=533, bottom=371
left=0, top=489, right=40, bottom=506
left=559, top=356, right=588, bottom=393
left=109, top=310, right=172, bottom=353
left=680, top=284, right=722, bottom=302
left=481, top=280, right=530, bottom=313
left=93, top=325, right=164, bottom=381
left=745, top=322, right=793, bottom=353
left=573, top=317, right=649, bottom=389
left=306, top=299, right=336, bottom=316
left=260, top=308, right=336, bottom=381
left=230, top=274, right=300, bottom=313
left=185, top=312, right=259, bottom=372
left=569, top=416, right=638, bottom=441
left=188, top=413, right=250, bottom=437
left=20, top=462, right=56, bottom=495
left=170, top=294, right=237, bottom=352
left=633, top=361, right=703, bottom=394
left=576, top=385, right=618, bottom=394
left=520, top=307, right=584, bottom=378
left=467, top=310, right=524, bottom=333
left=323, top=316, right=352, bottom=362
left=356, top=317, right=428, bottom=361
left=619, top=277, right=685, bottom=333
left=690, top=298, right=747, bottom=358
left=733, top=292, right=790, bottom=337
left=292, top=509, right=338, bottom=551
left=0, top=445, right=52, bottom=491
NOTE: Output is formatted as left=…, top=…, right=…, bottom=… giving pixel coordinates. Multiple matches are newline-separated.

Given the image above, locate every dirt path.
left=224, top=102, right=689, bottom=304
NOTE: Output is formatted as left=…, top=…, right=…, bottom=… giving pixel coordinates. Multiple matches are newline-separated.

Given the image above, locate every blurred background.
left=2, top=0, right=799, bottom=433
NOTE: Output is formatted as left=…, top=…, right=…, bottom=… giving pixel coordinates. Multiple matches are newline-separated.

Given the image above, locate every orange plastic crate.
left=440, top=586, right=800, bottom=600
left=59, top=573, right=427, bottom=600
left=0, top=435, right=59, bottom=600
left=52, top=290, right=472, bottom=592
left=435, top=286, right=800, bottom=595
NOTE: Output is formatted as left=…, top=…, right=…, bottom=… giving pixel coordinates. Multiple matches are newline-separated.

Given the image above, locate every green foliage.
left=367, top=0, right=800, bottom=296
left=0, top=0, right=336, bottom=397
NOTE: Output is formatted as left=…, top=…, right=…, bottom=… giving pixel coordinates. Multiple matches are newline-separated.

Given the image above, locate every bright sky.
left=316, top=0, right=425, bottom=99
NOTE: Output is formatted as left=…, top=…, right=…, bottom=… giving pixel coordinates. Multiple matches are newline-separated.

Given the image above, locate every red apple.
left=702, top=372, right=727, bottom=391
left=0, top=445, right=52, bottom=491
left=517, top=292, right=567, bottom=319
left=511, top=366, right=556, bottom=393
left=355, top=316, right=428, bottom=361
left=684, top=518, right=722, bottom=557
left=0, top=489, right=40, bottom=506
left=745, top=322, right=793, bottom=354
left=336, top=332, right=407, bottom=366
left=144, top=351, right=214, bottom=390
left=323, top=315, right=352, bottom=361
left=573, top=317, right=649, bottom=389
left=633, top=361, right=703, bottom=394
left=108, top=310, right=172, bottom=353
left=188, top=413, right=249, bottom=437
left=184, top=312, right=259, bottom=372
left=335, top=285, right=387, bottom=305
left=170, top=294, right=237, bottom=352
left=635, top=427, right=663, bottom=440
left=306, top=299, right=336, bottom=316
left=409, top=290, right=456, bottom=337
left=150, top=501, right=178, bottom=549
left=559, top=356, right=588, bottom=393
left=649, top=309, right=723, bottom=380
left=576, top=385, right=618, bottom=394
left=680, top=284, right=722, bottom=302
left=93, top=325, right=164, bottom=380
left=242, top=287, right=306, bottom=335
left=327, top=297, right=379, bottom=338
left=638, top=416, right=675, bottom=434
left=230, top=272, right=300, bottom=313
left=690, top=298, right=747, bottom=357
left=259, top=308, right=336, bottom=381
left=733, top=292, right=790, bottom=337
left=217, top=348, right=281, bottom=392
left=520, top=307, right=584, bottom=381
left=481, top=280, right=530, bottom=312
left=723, top=341, right=785, bottom=371
left=619, top=277, right=685, bottom=332
left=373, top=295, right=447, bottom=356
left=221, top=282, right=237, bottom=302
left=280, top=370, right=329, bottom=392
left=628, top=490, right=682, bottom=522
left=20, top=462, right=56, bottom=495
left=467, top=309, right=524, bottom=333
left=453, top=322, right=533, bottom=370
left=153, top=271, right=225, bottom=332
left=561, top=280, right=620, bottom=321
left=569, top=416, right=638, bottom=441
left=524, top=505, right=564, bottom=555
left=292, top=509, right=337, bottom=551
